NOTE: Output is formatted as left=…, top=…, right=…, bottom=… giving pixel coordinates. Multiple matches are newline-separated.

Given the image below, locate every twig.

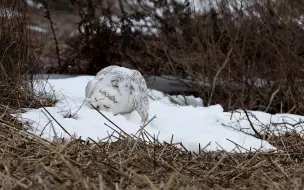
left=242, top=109, right=262, bottom=139
left=41, top=1, right=61, bottom=67
left=39, top=120, right=52, bottom=137
left=205, top=153, right=228, bottom=176
left=226, top=138, right=250, bottom=152
left=41, top=107, right=72, bottom=138
left=267, top=156, right=290, bottom=181
left=91, top=104, right=132, bottom=139
left=104, top=123, right=127, bottom=139
left=130, top=115, right=157, bottom=157
left=265, top=85, right=280, bottom=113
left=208, top=47, right=234, bottom=106
left=135, top=115, right=157, bottom=137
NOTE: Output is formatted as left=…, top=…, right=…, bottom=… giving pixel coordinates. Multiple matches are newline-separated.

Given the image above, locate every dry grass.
left=1, top=1, right=304, bottom=189
left=0, top=0, right=56, bottom=107
left=1, top=117, right=304, bottom=189
left=0, top=0, right=42, bottom=108
left=57, top=0, right=304, bottom=115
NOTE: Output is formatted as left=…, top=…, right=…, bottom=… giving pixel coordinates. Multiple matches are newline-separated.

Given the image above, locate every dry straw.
left=1, top=0, right=304, bottom=189
left=1, top=111, right=304, bottom=189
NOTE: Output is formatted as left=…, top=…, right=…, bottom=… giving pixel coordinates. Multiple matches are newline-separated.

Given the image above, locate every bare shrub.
left=60, top=0, right=304, bottom=114
left=0, top=0, right=53, bottom=109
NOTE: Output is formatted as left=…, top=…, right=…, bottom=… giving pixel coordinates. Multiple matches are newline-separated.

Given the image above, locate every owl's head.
left=90, top=83, right=126, bottom=115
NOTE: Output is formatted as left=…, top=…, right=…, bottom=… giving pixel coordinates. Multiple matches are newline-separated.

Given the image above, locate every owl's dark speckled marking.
left=99, top=89, right=118, bottom=103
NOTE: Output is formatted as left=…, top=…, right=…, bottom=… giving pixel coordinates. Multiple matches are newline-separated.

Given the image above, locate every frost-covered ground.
left=12, top=75, right=304, bottom=153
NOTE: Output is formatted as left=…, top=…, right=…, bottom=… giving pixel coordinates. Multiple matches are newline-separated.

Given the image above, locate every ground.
left=10, top=74, right=304, bottom=189
left=1, top=0, right=304, bottom=189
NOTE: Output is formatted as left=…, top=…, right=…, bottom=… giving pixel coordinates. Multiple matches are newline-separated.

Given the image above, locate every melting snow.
left=13, top=75, right=304, bottom=153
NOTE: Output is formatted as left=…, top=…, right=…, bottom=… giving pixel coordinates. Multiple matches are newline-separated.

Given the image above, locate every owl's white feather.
left=85, top=78, right=98, bottom=98
left=86, top=65, right=149, bottom=122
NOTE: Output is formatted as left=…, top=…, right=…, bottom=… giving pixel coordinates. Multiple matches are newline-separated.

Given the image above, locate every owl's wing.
left=133, top=91, right=150, bottom=122
left=85, top=79, right=98, bottom=98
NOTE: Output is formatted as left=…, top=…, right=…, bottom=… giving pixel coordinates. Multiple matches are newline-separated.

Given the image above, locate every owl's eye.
left=103, top=105, right=110, bottom=109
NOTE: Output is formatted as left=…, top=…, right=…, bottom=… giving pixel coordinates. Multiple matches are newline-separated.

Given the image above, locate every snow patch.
left=12, top=75, right=300, bottom=153
left=28, top=25, right=47, bottom=33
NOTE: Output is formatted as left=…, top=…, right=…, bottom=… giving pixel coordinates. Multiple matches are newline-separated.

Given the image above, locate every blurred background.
left=3, top=0, right=304, bottom=114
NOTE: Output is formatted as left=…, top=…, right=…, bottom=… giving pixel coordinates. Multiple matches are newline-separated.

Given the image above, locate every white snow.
left=28, top=25, right=47, bottom=33
left=26, top=0, right=43, bottom=9
left=26, top=0, right=36, bottom=7
left=93, top=0, right=259, bottom=36
left=94, top=0, right=209, bottom=36
left=68, top=0, right=304, bottom=38
left=223, top=110, right=304, bottom=136
left=13, top=75, right=304, bottom=154
left=99, top=15, right=159, bottom=36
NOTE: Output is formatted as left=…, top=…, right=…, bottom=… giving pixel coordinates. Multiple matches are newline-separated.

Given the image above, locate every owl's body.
left=85, top=66, right=149, bottom=122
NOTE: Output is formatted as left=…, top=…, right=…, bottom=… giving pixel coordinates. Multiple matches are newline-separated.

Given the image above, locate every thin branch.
left=208, top=47, right=234, bottom=106
left=242, top=109, right=262, bottom=139
left=42, top=1, right=61, bottom=67
left=41, top=106, right=72, bottom=138
left=265, top=85, right=280, bottom=113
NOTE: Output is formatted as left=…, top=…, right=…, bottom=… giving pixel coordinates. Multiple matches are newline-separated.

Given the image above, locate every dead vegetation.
left=0, top=0, right=55, bottom=128
left=1, top=117, right=304, bottom=189
left=0, top=0, right=56, bottom=110
left=51, top=0, right=304, bottom=115
left=1, top=0, right=304, bottom=189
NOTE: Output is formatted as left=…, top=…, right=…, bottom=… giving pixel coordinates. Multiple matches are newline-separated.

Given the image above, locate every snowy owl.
left=85, top=65, right=149, bottom=123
